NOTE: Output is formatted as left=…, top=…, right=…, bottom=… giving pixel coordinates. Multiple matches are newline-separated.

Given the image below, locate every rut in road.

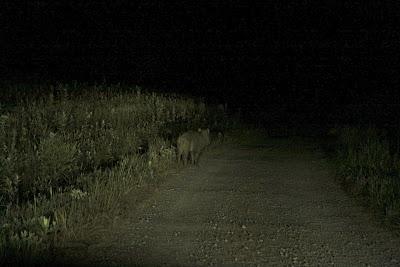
left=69, top=138, right=400, bottom=266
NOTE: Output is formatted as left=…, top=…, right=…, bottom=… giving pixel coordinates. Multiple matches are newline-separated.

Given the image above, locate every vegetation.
left=0, top=83, right=228, bottom=266
left=329, top=125, right=400, bottom=224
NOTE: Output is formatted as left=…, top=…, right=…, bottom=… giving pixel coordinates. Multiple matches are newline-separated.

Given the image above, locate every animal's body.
left=177, top=128, right=210, bottom=165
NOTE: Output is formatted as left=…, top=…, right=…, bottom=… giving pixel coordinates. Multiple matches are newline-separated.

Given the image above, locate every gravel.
left=59, top=138, right=400, bottom=267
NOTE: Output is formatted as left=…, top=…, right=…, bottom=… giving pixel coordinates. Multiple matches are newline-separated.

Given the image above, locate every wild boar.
left=177, top=128, right=210, bottom=165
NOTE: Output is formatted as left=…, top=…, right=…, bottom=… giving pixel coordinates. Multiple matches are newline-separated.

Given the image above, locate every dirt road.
left=66, top=137, right=400, bottom=266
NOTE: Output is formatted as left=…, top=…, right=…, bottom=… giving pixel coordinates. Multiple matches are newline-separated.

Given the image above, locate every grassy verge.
left=326, top=125, right=400, bottom=227
left=0, top=83, right=229, bottom=266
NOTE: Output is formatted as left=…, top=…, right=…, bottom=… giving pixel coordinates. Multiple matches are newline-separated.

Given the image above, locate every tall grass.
left=331, top=126, right=400, bottom=223
left=0, top=83, right=219, bottom=266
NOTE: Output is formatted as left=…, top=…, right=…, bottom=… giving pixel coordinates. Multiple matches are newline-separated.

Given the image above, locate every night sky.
left=1, top=1, right=400, bottom=124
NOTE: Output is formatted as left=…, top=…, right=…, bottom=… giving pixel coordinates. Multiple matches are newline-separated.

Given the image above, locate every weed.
left=0, top=83, right=220, bottom=265
left=332, top=126, right=400, bottom=223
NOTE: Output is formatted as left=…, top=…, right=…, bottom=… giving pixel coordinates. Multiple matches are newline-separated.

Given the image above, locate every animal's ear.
left=198, top=128, right=202, bottom=132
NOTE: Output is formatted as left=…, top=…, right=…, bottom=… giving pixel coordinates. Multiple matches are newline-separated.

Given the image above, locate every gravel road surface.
left=62, top=138, right=400, bottom=266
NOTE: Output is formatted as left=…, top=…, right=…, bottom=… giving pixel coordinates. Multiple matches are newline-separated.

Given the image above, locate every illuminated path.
left=71, top=138, right=400, bottom=266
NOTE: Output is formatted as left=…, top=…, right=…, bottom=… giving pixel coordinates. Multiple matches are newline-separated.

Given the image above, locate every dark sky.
left=1, top=1, right=400, bottom=121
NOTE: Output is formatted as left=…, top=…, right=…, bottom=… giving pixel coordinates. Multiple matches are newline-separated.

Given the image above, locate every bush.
left=35, top=134, right=79, bottom=192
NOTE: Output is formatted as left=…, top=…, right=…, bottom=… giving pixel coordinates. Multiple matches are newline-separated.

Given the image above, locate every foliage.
left=0, top=83, right=222, bottom=265
left=331, top=126, right=400, bottom=222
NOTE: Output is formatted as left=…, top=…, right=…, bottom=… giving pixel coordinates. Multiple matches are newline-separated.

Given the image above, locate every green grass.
left=329, top=125, right=400, bottom=225
left=0, top=83, right=229, bottom=266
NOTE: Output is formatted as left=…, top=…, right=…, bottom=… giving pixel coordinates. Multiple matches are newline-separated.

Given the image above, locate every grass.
left=0, top=83, right=229, bottom=266
left=328, top=125, right=400, bottom=225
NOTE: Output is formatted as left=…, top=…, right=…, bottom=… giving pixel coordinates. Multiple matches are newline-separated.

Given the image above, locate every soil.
left=56, top=137, right=400, bottom=267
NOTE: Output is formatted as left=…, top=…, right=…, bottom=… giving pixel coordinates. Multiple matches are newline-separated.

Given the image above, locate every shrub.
left=35, top=134, right=79, bottom=192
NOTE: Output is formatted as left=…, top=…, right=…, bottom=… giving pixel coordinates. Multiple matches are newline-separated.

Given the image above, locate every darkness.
left=1, top=1, right=400, bottom=126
